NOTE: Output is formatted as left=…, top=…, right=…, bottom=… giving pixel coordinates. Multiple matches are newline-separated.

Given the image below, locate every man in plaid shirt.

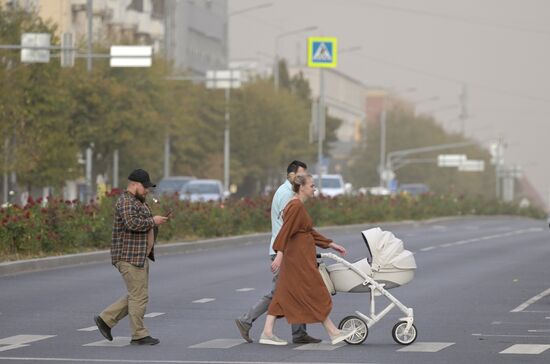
left=94, top=169, right=168, bottom=346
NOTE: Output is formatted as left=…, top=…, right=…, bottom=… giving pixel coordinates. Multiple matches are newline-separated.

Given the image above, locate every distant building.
left=288, top=66, right=368, bottom=173
left=164, top=0, right=227, bottom=75
left=2, top=0, right=227, bottom=75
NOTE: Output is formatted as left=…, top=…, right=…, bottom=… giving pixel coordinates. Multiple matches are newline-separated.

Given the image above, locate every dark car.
left=398, top=183, right=430, bottom=196
left=156, top=176, right=195, bottom=196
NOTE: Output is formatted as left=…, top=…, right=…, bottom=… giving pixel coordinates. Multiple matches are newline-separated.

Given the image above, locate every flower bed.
left=0, top=192, right=544, bottom=262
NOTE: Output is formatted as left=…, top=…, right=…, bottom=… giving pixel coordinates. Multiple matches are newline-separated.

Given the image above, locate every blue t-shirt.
left=269, top=180, right=294, bottom=256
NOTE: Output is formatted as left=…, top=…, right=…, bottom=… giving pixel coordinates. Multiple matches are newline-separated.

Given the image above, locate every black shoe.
left=292, top=334, right=322, bottom=344
left=235, top=319, right=252, bottom=343
left=130, top=336, right=160, bottom=345
left=94, top=315, right=113, bottom=341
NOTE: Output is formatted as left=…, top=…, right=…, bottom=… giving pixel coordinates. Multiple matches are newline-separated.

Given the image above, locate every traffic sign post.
left=110, top=46, right=153, bottom=67
left=60, top=32, right=75, bottom=68
left=307, top=37, right=338, bottom=68
left=458, top=160, right=485, bottom=172
left=21, top=33, right=51, bottom=63
left=308, top=36, right=338, bottom=193
left=437, top=154, right=466, bottom=167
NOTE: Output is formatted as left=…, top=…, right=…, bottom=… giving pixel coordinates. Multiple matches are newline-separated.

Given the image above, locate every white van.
left=312, top=174, right=348, bottom=197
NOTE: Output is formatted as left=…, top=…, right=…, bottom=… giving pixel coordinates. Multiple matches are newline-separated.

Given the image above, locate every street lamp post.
left=206, top=70, right=241, bottom=195
left=274, top=25, right=317, bottom=91
left=378, top=88, right=417, bottom=187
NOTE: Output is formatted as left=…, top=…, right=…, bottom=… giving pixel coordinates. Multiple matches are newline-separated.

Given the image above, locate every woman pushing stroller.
left=260, top=173, right=357, bottom=345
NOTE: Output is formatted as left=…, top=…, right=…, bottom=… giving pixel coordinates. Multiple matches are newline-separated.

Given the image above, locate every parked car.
left=365, top=186, right=391, bottom=196
left=398, top=183, right=430, bottom=196
left=312, top=174, right=349, bottom=197
left=179, top=179, right=225, bottom=202
left=156, top=176, right=195, bottom=196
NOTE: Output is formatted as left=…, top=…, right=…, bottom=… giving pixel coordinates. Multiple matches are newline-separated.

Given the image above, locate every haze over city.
left=230, top=0, right=550, bottom=208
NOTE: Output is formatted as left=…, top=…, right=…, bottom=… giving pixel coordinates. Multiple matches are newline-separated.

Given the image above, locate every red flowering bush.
left=0, top=191, right=544, bottom=262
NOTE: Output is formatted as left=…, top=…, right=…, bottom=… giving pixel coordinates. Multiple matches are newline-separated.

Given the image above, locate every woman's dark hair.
left=292, top=173, right=312, bottom=193
left=287, top=160, right=307, bottom=174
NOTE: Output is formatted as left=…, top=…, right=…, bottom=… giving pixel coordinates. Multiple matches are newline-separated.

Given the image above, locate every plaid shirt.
left=111, top=191, right=155, bottom=267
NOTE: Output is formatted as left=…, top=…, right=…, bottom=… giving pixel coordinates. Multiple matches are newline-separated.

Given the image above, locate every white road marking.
left=0, top=357, right=376, bottom=363
left=0, top=345, right=28, bottom=353
left=294, top=341, right=345, bottom=350
left=528, top=329, right=550, bottom=333
left=235, top=288, right=255, bottom=292
left=144, top=312, right=165, bottom=318
left=0, top=335, right=55, bottom=352
left=189, top=339, right=247, bottom=348
left=192, top=298, right=215, bottom=303
left=397, top=342, right=454, bottom=352
left=511, top=287, right=550, bottom=312
left=0, top=335, right=55, bottom=345
left=416, top=227, right=544, bottom=254
left=83, top=337, right=131, bottom=347
left=78, top=326, right=98, bottom=332
left=500, top=344, right=550, bottom=354
left=79, top=313, right=163, bottom=331
left=472, top=333, right=550, bottom=338
left=419, top=246, right=436, bottom=252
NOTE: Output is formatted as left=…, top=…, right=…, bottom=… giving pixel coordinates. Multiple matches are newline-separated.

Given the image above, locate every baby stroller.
left=317, top=227, right=417, bottom=345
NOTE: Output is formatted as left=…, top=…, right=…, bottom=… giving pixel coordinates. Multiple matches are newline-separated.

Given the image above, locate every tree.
left=0, top=6, right=79, bottom=192
left=346, top=105, right=495, bottom=196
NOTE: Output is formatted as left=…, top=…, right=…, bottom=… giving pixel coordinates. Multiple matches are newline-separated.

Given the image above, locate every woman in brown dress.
left=259, top=174, right=357, bottom=345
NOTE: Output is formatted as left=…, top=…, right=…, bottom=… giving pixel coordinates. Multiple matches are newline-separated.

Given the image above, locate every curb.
left=0, top=216, right=493, bottom=277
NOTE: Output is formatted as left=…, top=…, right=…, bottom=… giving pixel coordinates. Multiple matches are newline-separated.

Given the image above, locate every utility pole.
left=459, top=83, right=468, bottom=135
left=379, top=108, right=386, bottom=187
left=86, top=0, right=93, bottom=73
left=317, top=68, right=325, bottom=192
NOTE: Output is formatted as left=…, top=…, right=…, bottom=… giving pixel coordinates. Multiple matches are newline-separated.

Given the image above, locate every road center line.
left=416, top=228, right=543, bottom=254
left=511, top=287, right=550, bottom=312
left=192, top=298, right=215, bottom=303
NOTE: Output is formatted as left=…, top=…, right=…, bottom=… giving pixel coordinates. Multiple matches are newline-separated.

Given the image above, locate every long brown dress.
left=267, top=198, right=333, bottom=324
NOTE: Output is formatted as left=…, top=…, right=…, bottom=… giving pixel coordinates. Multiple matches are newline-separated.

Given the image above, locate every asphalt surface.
left=0, top=216, right=549, bottom=364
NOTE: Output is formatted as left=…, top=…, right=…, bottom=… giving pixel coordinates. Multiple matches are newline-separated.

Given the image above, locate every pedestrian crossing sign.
left=308, top=37, right=338, bottom=68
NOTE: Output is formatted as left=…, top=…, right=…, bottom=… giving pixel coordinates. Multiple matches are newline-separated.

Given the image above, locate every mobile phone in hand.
left=164, top=209, right=173, bottom=218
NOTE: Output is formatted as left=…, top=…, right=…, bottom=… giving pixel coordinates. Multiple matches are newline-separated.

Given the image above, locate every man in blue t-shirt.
left=235, top=161, right=322, bottom=344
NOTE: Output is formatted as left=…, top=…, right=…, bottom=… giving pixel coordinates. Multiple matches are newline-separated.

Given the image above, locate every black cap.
left=128, top=169, right=156, bottom=188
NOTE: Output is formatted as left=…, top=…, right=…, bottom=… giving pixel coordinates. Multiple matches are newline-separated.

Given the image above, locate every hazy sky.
left=229, top=0, right=550, bottom=207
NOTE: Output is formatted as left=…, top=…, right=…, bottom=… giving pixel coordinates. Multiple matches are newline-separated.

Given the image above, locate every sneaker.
left=292, top=334, right=322, bottom=344
left=235, top=319, right=252, bottom=343
left=330, top=328, right=357, bottom=345
left=130, top=336, right=160, bottom=345
left=259, top=334, right=288, bottom=346
left=94, top=315, right=113, bottom=341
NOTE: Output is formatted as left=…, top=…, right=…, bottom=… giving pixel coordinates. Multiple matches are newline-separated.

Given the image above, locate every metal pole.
left=459, top=83, right=467, bottom=135
left=224, top=87, right=231, bottom=194
left=86, top=0, right=93, bottom=72
left=164, top=131, right=170, bottom=178
left=3, top=137, right=8, bottom=204
left=86, top=147, right=92, bottom=200
left=317, top=68, right=325, bottom=193
left=274, top=54, right=279, bottom=91
left=113, top=149, right=119, bottom=188
left=379, top=109, right=386, bottom=187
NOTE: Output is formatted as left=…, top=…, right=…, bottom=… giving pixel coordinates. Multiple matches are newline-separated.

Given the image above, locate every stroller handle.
left=316, top=253, right=322, bottom=259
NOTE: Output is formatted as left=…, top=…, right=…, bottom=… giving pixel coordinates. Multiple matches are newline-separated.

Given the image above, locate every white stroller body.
left=318, top=227, right=417, bottom=345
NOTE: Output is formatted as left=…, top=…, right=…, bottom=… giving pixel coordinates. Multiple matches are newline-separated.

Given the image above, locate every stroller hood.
left=362, top=227, right=417, bottom=272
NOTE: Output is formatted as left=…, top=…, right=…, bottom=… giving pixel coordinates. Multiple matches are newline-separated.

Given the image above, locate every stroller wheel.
left=338, top=315, right=368, bottom=345
left=391, top=321, right=417, bottom=345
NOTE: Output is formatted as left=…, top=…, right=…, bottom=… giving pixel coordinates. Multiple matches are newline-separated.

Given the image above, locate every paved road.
left=0, top=216, right=549, bottom=363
